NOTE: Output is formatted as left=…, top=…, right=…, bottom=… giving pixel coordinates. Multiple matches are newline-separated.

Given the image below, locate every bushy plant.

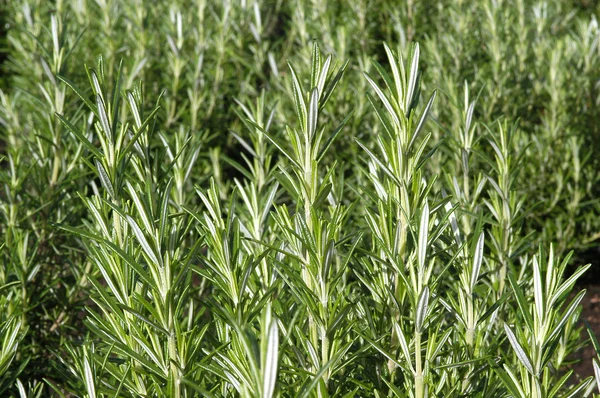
left=1, top=0, right=599, bottom=396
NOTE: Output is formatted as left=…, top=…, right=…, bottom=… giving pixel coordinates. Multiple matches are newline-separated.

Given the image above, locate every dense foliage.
left=1, top=0, right=600, bottom=396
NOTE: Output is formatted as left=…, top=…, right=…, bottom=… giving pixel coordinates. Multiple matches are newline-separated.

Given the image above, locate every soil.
left=569, top=244, right=600, bottom=381
left=572, top=284, right=600, bottom=380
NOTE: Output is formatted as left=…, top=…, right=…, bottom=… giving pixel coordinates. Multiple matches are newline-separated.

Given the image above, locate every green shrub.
left=1, top=0, right=599, bottom=396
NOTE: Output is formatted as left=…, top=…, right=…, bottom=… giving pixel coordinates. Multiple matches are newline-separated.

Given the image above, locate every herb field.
left=1, top=0, right=600, bottom=396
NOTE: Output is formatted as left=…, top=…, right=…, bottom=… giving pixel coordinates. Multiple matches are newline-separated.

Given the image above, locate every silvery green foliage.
left=1, top=0, right=599, bottom=396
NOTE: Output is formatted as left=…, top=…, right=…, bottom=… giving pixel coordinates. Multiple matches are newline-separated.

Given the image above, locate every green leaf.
left=492, top=361, right=526, bottom=398
left=56, top=113, right=103, bottom=159
left=118, top=304, right=169, bottom=336
left=504, top=323, right=534, bottom=375
left=364, top=72, right=400, bottom=127
left=549, top=264, right=591, bottom=307
left=408, top=90, right=436, bottom=151
left=470, top=232, right=484, bottom=293
left=96, top=94, right=112, bottom=142
left=405, top=43, right=420, bottom=113
left=57, top=74, right=98, bottom=116
left=415, top=287, right=429, bottom=333
left=585, top=319, right=600, bottom=357
left=533, top=256, right=544, bottom=323
left=594, top=359, right=600, bottom=393
left=310, top=42, right=321, bottom=90
left=288, top=62, right=307, bottom=132
left=508, top=271, right=534, bottom=332
left=249, top=120, right=300, bottom=168
left=383, top=43, right=402, bottom=103
left=316, top=55, right=331, bottom=100
left=262, top=319, right=279, bottom=398
left=547, top=289, right=585, bottom=343
left=307, top=88, right=319, bottom=140
left=418, top=202, right=429, bottom=270
left=125, top=215, right=161, bottom=268
left=95, top=159, right=115, bottom=199
left=320, top=59, right=347, bottom=109
left=316, top=110, right=353, bottom=163
left=356, top=140, right=402, bottom=187
left=83, top=354, right=96, bottom=398
left=126, top=181, right=154, bottom=234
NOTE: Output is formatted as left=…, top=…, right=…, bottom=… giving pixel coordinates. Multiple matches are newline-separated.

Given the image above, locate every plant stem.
left=415, top=331, right=423, bottom=398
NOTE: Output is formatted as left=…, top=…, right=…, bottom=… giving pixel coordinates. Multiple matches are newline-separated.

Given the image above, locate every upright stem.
left=167, top=285, right=181, bottom=397
left=462, top=299, right=475, bottom=393
left=21, top=284, right=28, bottom=332
left=51, top=150, right=61, bottom=186
left=498, top=219, right=510, bottom=297
left=169, top=334, right=181, bottom=398
left=415, top=331, right=424, bottom=398
left=466, top=299, right=474, bottom=348
left=303, top=165, right=320, bottom=387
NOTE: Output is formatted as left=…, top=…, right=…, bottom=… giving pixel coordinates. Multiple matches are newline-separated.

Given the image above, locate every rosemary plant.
left=0, top=0, right=599, bottom=396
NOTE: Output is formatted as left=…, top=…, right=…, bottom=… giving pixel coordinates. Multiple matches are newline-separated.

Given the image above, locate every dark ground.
left=572, top=284, right=600, bottom=379
left=570, top=246, right=600, bottom=380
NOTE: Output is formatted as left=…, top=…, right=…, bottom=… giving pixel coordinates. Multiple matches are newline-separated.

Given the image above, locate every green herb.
left=1, top=0, right=599, bottom=396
